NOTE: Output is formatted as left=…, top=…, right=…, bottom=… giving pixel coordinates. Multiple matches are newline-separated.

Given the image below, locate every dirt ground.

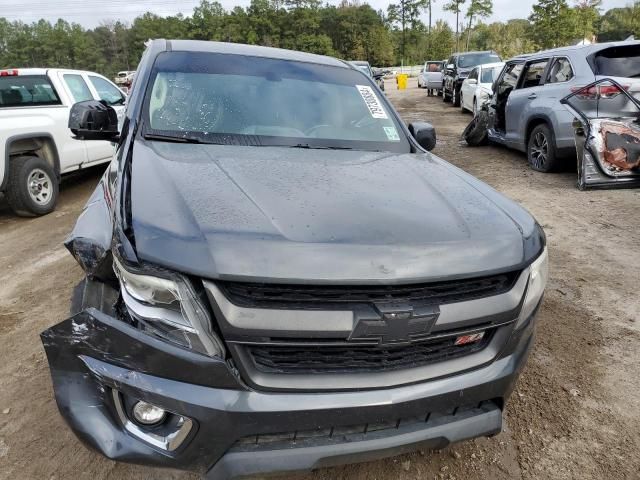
left=1, top=78, right=639, bottom=480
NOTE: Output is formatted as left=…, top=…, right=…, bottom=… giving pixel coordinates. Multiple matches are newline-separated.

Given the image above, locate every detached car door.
left=590, top=44, right=640, bottom=118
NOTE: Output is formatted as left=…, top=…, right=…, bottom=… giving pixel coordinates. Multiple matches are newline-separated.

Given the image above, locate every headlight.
left=517, top=248, right=548, bottom=327
left=478, top=89, right=493, bottom=104
left=113, top=256, right=225, bottom=357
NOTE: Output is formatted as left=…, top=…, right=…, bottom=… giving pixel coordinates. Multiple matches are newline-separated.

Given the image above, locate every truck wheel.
left=452, top=87, right=461, bottom=107
left=527, top=124, right=558, bottom=172
left=6, top=155, right=58, bottom=217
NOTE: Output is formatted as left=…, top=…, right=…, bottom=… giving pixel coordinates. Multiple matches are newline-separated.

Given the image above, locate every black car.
left=42, top=40, right=547, bottom=479
left=443, top=50, right=501, bottom=106
left=349, top=60, right=386, bottom=91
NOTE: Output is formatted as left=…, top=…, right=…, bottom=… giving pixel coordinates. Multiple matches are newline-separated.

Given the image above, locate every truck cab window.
left=63, top=74, right=93, bottom=103
left=0, top=76, right=60, bottom=107
left=89, top=76, right=125, bottom=106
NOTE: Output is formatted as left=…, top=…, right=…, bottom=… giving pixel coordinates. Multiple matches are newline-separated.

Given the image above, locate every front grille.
left=217, top=271, right=519, bottom=309
left=245, top=330, right=493, bottom=374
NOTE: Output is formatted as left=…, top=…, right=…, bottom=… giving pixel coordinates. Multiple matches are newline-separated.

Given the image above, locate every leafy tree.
left=573, top=0, right=601, bottom=43
left=189, top=0, right=226, bottom=40
left=366, top=25, right=395, bottom=65
left=423, top=19, right=455, bottom=59
left=596, top=1, right=640, bottom=41
left=528, top=0, right=578, bottom=48
left=470, top=19, right=536, bottom=58
left=444, top=0, right=467, bottom=51
left=247, top=0, right=282, bottom=46
left=465, top=0, right=492, bottom=49
left=387, top=0, right=428, bottom=64
left=0, top=0, right=631, bottom=77
left=321, top=3, right=389, bottom=63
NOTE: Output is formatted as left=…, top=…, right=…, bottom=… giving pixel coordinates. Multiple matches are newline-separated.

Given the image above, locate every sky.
left=0, top=0, right=634, bottom=29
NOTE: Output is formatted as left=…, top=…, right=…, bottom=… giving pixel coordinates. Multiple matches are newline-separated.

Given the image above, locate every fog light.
left=132, top=401, right=167, bottom=425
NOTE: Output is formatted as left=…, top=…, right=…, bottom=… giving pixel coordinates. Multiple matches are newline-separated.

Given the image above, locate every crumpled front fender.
left=41, top=305, right=242, bottom=392
left=64, top=170, right=115, bottom=280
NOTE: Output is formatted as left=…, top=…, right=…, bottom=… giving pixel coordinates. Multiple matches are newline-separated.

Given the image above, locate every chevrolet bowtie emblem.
left=349, top=304, right=440, bottom=345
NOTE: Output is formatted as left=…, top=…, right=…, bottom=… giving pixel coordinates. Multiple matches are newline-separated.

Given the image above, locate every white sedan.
left=460, top=62, right=505, bottom=116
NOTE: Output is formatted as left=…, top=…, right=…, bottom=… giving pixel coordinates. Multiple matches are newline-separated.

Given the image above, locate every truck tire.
left=462, top=111, right=489, bottom=147
left=5, top=155, right=58, bottom=217
left=527, top=124, right=559, bottom=172
left=443, top=86, right=451, bottom=102
left=452, top=86, right=461, bottom=107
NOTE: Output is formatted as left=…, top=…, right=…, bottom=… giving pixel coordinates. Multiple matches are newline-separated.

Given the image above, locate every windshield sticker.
left=383, top=126, right=400, bottom=141
left=356, top=85, right=388, bottom=119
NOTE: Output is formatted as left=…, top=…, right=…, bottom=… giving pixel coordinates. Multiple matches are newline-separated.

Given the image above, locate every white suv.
left=0, top=68, right=126, bottom=216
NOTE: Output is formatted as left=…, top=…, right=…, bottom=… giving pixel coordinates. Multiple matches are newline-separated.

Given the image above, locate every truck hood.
left=130, top=141, right=543, bottom=283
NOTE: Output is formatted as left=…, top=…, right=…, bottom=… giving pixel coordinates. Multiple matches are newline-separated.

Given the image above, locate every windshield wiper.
left=144, top=132, right=211, bottom=144
left=290, top=143, right=353, bottom=150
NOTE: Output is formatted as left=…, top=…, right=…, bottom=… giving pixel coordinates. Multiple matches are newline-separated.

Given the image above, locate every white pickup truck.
left=0, top=68, right=125, bottom=216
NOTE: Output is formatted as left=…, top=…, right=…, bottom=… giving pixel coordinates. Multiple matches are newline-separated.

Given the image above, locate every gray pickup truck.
left=42, top=40, right=547, bottom=480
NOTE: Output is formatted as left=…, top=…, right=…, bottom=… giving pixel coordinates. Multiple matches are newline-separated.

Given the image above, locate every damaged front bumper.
left=561, top=79, right=640, bottom=190
left=41, top=298, right=535, bottom=478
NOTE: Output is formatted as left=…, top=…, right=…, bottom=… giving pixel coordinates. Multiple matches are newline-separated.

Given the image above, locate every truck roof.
left=0, top=68, right=104, bottom=76
left=163, top=39, right=348, bottom=68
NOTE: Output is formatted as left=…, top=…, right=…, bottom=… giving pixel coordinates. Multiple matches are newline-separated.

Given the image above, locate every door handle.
left=528, top=93, right=537, bottom=100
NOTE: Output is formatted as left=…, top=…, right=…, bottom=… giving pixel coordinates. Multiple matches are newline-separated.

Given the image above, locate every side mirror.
left=409, top=122, right=436, bottom=151
left=69, top=100, right=119, bottom=141
left=467, top=78, right=477, bottom=85
left=447, top=63, right=455, bottom=70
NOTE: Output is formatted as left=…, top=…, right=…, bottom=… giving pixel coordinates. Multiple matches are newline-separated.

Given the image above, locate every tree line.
left=0, top=0, right=638, bottom=79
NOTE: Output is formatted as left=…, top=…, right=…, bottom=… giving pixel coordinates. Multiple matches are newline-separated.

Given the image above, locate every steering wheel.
left=304, top=124, right=332, bottom=136
left=351, top=115, right=377, bottom=129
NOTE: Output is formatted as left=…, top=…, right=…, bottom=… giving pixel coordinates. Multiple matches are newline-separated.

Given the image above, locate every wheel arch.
left=2, top=133, right=60, bottom=192
left=525, top=116, right=553, bottom=150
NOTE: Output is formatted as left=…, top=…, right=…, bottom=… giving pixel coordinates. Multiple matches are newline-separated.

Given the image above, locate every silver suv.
left=487, top=41, right=640, bottom=172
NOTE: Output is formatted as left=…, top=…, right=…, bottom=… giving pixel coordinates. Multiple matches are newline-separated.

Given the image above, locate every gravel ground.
left=0, top=78, right=639, bottom=480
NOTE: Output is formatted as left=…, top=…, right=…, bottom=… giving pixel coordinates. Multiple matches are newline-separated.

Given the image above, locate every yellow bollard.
left=396, top=74, right=408, bottom=90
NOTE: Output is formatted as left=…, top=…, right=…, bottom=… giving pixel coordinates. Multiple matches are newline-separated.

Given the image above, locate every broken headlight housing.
left=113, top=256, right=225, bottom=357
left=517, top=247, right=548, bottom=327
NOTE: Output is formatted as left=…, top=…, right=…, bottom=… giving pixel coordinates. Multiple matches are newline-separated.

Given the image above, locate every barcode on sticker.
left=356, top=85, right=388, bottom=119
